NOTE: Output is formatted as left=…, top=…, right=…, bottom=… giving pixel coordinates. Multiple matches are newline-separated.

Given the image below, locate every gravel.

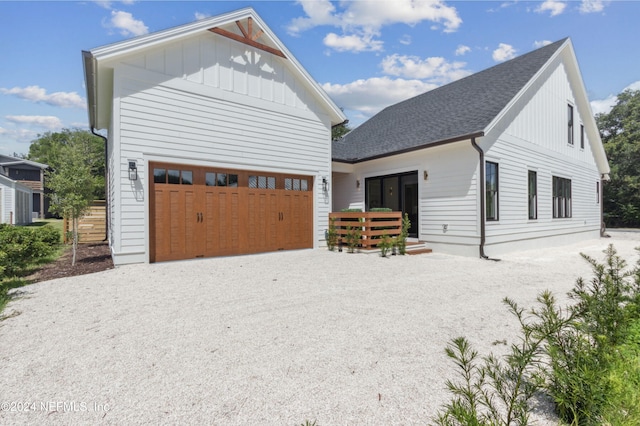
left=1, top=231, right=639, bottom=425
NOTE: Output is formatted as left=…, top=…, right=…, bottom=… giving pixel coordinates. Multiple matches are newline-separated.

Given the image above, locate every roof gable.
left=0, top=154, right=48, bottom=170
left=333, top=39, right=568, bottom=163
left=84, top=7, right=346, bottom=130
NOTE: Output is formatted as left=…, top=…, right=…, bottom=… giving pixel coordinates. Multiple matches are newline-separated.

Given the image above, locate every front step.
left=358, top=241, right=432, bottom=255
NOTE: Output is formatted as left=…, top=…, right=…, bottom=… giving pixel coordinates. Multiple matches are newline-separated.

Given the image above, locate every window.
left=580, top=124, right=585, bottom=149
left=596, top=181, right=600, bottom=204
left=154, top=168, right=192, bottom=185
left=553, top=176, right=572, bottom=218
left=486, top=162, right=499, bottom=221
left=568, top=104, right=574, bottom=145
left=528, top=170, right=537, bottom=220
left=206, top=172, right=238, bottom=187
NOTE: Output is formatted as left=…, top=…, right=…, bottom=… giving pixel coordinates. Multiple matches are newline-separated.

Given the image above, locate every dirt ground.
left=28, top=243, right=114, bottom=283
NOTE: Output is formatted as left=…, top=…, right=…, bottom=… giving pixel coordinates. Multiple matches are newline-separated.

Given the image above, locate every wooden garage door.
left=149, top=162, right=313, bottom=262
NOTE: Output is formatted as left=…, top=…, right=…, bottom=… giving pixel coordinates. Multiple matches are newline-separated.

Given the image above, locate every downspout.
left=471, top=138, right=499, bottom=261
left=91, top=128, right=109, bottom=242
left=600, top=174, right=609, bottom=238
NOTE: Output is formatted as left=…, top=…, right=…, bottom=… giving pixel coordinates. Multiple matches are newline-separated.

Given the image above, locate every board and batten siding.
left=108, top=39, right=332, bottom=264
left=481, top=60, right=601, bottom=254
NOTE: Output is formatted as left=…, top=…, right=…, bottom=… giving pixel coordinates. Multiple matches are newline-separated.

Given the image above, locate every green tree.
left=597, top=89, right=640, bottom=228
left=28, top=128, right=105, bottom=200
left=46, top=139, right=98, bottom=266
left=332, top=119, right=351, bottom=140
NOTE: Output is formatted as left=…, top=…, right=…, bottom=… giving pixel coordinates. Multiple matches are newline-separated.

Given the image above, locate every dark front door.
left=365, top=171, right=418, bottom=238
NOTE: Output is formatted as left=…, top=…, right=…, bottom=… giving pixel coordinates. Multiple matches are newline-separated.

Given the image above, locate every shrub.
left=344, top=220, right=362, bottom=253
left=0, top=224, right=60, bottom=279
left=378, top=234, right=393, bottom=257
left=396, top=213, right=411, bottom=255
left=369, top=207, right=392, bottom=212
left=327, top=217, right=338, bottom=251
left=436, top=244, right=640, bottom=426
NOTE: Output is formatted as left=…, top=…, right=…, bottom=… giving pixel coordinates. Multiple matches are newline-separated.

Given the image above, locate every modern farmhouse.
left=83, top=8, right=346, bottom=265
left=84, top=7, right=609, bottom=264
left=332, top=38, right=610, bottom=257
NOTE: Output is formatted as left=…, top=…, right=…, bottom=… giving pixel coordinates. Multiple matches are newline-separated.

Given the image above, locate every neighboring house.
left=332, top=38, right=610, bottom=257
left=83, top=8, right=346, bottom=265
left=0, top=173, right=32, bottom=225
left=0, top=155, right=48, bottom=220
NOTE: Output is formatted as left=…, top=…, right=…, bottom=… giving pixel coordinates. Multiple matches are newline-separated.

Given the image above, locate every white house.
left=83, top=8, right=346, bottom=264
left=332, top=38, right=610, bottom=257
left=0, top=174, right=33, bottom=225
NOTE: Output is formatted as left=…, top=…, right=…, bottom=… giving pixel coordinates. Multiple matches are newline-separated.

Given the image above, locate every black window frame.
left=528, top=170, right=537, bottom=220
left=486, top=161, right=499, bottom=221
left=567, top=104, right=574, bottom=145
left=553, top=176, right=572, bottom=218
left=580, top=124, right=585, bottom=149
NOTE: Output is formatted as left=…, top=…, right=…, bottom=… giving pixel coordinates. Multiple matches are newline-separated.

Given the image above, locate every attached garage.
left=84, top=8, right=346, bottom=265
left=150, top=162, right=313, bottom=262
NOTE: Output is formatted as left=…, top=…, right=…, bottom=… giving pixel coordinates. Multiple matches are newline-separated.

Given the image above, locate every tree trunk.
left=72, top=217, right=78, bottom=266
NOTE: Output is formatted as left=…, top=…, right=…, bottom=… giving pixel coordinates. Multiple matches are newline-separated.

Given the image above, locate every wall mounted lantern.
left=128, top=161, right=138, bottom=181
left=356, top=179, right=361, bottom=189
left=424, top=170, right=429, bottom=181
left=322, top=177, right=328, bottom=192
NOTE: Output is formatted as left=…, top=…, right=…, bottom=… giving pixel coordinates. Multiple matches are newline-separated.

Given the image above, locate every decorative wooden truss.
left=209, top=17, right=286, bottom=58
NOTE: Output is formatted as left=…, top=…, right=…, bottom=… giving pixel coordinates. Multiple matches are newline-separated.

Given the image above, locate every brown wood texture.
left=150, top=162, right=313, bottom=262
left=209, top=18, right=286, bottom=58
left=63, top=201, right=106, bottom=244
left=329, top=211, right=403, bottom=249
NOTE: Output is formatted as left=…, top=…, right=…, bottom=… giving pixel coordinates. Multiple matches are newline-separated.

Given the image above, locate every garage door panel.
left=150, top=162, right=313, bottom=262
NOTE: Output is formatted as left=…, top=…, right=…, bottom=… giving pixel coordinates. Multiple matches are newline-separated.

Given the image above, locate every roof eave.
left=332, top=131, right=485, bottom=164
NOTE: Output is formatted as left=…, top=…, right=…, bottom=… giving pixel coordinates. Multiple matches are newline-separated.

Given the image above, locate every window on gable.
left=596, top=181, right=600, bottom=204
left=553, top=176, right=572, bottom=218
left=486, top=162, right=499, bottom=221
left=580, top=124, right=585, bottom=149
left=528, top=170, right=537, bottom=220
left=568, top=104, right=574, bottom=145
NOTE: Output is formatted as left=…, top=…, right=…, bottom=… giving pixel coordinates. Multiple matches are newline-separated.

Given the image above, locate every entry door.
left=365, top=171, right=418, bottom=238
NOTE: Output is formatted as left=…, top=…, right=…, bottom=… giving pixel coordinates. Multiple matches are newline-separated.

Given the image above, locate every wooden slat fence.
left=63, top=200, right=106, bottom=243
left=329, top=211, right=402, bottom=249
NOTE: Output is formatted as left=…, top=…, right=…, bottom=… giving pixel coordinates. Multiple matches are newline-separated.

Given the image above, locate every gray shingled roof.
left=333, top=38, right=568, bottom=163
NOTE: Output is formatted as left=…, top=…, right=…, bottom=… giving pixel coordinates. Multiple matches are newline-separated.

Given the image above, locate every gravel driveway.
left=2, top=231, right=639, bottom=425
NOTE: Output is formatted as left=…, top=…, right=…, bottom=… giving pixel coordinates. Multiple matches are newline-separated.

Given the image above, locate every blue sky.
left=1, top=0, right=639, bottom=156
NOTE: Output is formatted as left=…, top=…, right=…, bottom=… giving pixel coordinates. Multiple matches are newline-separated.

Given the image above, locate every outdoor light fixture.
left=322, top=177, right=328, bottom=192
left=424, top=170, right=429, bottom=181
left=128, top=161, right=138, bottom=181
left=356, top=179, right=360, bottom=189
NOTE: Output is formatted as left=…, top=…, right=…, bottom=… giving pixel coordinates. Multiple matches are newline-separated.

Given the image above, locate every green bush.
left=436, top=245, right=640, bottom=426
left=327, top=218, right=338, bottom=251
left=378, top=234, right=393, bottom=257
left=340, top=208, right=362, bottom=212
left=369, top=207, right=392, bottom=212
left=0, top=224, right=61, bottom=279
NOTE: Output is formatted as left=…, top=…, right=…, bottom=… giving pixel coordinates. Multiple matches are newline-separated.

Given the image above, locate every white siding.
left=332, top=140, right=481, bottom=251
left=109, top=46, right=332, bottom=263
left=117, top=32, right=320, bottom=115
left=481, top=60, right=602, bottom=254
left=0, top=177, right=33, bottom=225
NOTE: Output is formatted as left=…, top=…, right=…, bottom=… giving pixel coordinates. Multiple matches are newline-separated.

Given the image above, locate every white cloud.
left=580, top=0, right=608, bottom=13
left=323, top=32, right=383, bottom=52
left=288, top=0, right=462, bottom=52
left=492, top=43, right=517, bottom=62
left=105, top=10, right=148, bottom=37
left=323, top=77, right=438, bottom=119
left=536, top=0, right=567, bottom=16
left=1, top=85, right=86, bottom=109
left=455, top=44, right=471, bottom=56
left=195, top=12, right=209, bottom=21
left=381, top=54, right=470, bottom=84
left=399, top=35, right=412, bottom=46
left=6, top=115, right=63, bottom=130
left=590, top=81, right=640, bottom=115
left=533, top=40, right=553, bottom=48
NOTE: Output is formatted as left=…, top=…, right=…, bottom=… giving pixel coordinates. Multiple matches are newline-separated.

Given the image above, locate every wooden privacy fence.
left=63, top=200, right=106, bottom=244
left=329, top=211, right=402, bottom=249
